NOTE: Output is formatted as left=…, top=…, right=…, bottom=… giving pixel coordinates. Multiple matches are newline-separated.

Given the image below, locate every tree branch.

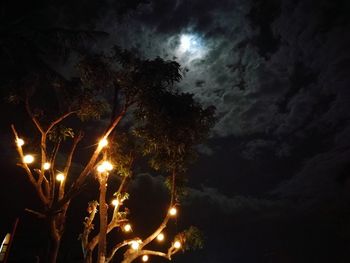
left=139, top=250, right=171, bottom=260
left=81, top=201, right=99, bottom=257
left=25, top=96, right=44, bottom=134
left=106, top=239, right=137, bottom=263
left=57, top=109, right=126, bottom=208
left=25, top=208, right=46, bottom=219
left=49, top=139, right=61, bottom=205
left=46, top=111, right=77, bottom=135
left=11, top=125, right=49, bottom=205
left=141, top=211, right=171, bottom=248
left=58, top=131, right=83, bottom=200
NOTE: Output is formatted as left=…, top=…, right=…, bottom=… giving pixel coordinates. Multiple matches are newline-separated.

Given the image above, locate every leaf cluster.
left=176, top=226, right=204, bottom=251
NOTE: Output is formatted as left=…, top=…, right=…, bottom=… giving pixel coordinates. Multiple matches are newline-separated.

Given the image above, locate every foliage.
left=47, top=125, right=75, bottom=142
left=177, top=226, right=204, bottom=251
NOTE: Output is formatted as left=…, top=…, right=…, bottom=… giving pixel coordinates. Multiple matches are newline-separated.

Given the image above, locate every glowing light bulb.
left=142, top=255, right=149, bottom=262
left=43, top=162, right=51, bottom=170
left=23, top=154, right=34, bottom=164
left=123, top=224, right=132, bottom=232
left=112, top=199, right=119, bottom=206
left=97, top=161, right=113, bottom=173
left=157, top=233, right=164, bottom=241
left=16, top=138, right=24, bottom=147
left=102, top=161, right=113, bottom=171
left=131, top=241, right=140, bottom=250
left=56, top=173, right=65, bottom=182
left=97, top=164, right=105, bottom=173
left=173, top=241, right=181, bottom=249
left=99, top=138, right=108, bottom=148
left=169, top=207, right=177, bottom=216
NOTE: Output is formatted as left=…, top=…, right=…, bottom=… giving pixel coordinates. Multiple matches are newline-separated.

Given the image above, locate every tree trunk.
left=48, top=234, right=61, bottom=263
left=48, top=203, right=69, bottom=263
left=84, top=250, right=93, bottom=263
left=97, top=175, right=108, bottom=263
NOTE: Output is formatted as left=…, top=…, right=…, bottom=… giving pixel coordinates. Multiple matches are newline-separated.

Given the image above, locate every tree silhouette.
left=10, top=48, right=215, bottom=262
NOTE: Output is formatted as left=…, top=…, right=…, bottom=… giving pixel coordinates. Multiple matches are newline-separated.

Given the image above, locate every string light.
left=102, top=161, right=113, bottom=171
left=56, top=173, right=65, bottom=182
left=131, top=241, right=140, bottom=250
left=156, top=233, right=164, bottom=241
left=97, top=161, right=113, bottom=173
left=43, top=162, right=51, bottom=170
left=99, top=138, right=108, bottom=148
left=173, top=241, right=181, bottom=249
left=23, top=154, right=34, bottom=164
left=97, top=164, right=105, bottom=173
left=123, top=224, right=132, bottom=232
left=169, top=207, right=177, bottom=216
left=111, top=199, right=119, bottom=206
left=142, top=255, right=149, bottom=262
left=16, top=138, right=24, bottom=147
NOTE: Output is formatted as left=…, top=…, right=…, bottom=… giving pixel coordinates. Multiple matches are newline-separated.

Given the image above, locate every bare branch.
left=141, top=211, right=171, bottom=248
left=81, top=201, right=99, bottom=257
left=11, top=125, right=49, bottom=205
left=106, top=239, right=137, bottom=263
left=58, top=131, right=83, bottom=200
left=139, top=249, right=172, bottom=260
left=25, top=96, right=44, bottom=134
left=58, top=109, right=126, bottom=208
left=46, top=111, right=77, bottom=135
left=25, top=208, right=46, bottom=219
left=49, top=139, right=61, bottom=205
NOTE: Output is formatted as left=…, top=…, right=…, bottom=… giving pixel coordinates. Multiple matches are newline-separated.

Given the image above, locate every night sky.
left=1, top=0, right=350, bottom=262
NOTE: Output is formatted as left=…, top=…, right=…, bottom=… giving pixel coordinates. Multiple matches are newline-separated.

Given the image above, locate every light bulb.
left=131, top=241, right=140, bottom=250
left=43, top=162, right=51, bottom=170
left=23, top=154, right=34, bottom=164
left=156, top=233, right=164, bottom=241
left=56, top=173, right=65, bottom=182
left=173, top=241, right=181, bottom=249
left=97, top=164, right=105, bottom=173
left=123, top=224, right=132, bottom=232
left=99, top=138, right=108, bottom=148
left=111, top=199, right=119, bottom=206
left=169, top=207, right=177, bottom=216
left=102, top=161, right=113, bottom=171
left=142, top=255, right=149, bottom=262
left=16, top=138, right=24, bottom=147
left=97, top=161, right=113, bottom=173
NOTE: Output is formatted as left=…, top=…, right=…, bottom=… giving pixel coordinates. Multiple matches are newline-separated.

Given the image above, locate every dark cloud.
left=2, top=0, right=350, bottom=262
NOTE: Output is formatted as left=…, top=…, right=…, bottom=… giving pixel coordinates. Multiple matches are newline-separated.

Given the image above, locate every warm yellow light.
left=97, top=161, right=113, bottom=173
left=23, top=154, right=34, bottom=164
left=142, top=255, right=149, bottom=262
left=123, top=224, right=132, bottom=232
left=97, top=164, right=105, bottom=173
left=156, top=233, right=164, bottom=241
left=112, top=199, right=119, bottom=206
left=99, top=138, right=108, bottom=148
left=43, top=162, right=51, bottom=170
left=97, top=164, right=106, bottom=173
left=56, top=173, right=65, bottom=182
left=131, top=241, right=140, bottom=250
left=102, top=161, right=113, bottom=171
left=169, top=207, right=177, bottom=216
left=173, top=241, right=181, bottom=249
left=16, top=138, right=24, bottom=147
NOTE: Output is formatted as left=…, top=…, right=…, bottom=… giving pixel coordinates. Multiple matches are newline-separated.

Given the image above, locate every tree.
left=10, top=47, right=215, bottom=262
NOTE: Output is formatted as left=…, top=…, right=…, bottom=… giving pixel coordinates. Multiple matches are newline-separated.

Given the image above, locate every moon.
left=179, top=35, right=192, bottom=52
left=176, top=34, right=207, bottom=62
